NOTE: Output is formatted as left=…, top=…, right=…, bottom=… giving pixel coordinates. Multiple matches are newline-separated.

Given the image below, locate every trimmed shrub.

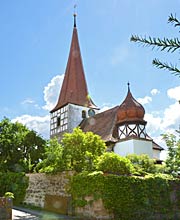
left=96, top=152, right=134, bottom=175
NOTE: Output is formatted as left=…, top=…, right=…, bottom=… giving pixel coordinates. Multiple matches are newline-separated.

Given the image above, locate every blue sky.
left=0, top=1, right=180, bottom=157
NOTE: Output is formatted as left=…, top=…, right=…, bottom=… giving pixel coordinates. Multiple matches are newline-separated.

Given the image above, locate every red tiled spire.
left=51, top=14, right=97, bottom=113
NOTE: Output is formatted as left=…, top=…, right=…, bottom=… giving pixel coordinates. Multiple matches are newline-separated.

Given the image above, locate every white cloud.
left=11, top=74, right=64, bottom=139
left=145, top=113, right=162, bottom=135
left=167, top=86, right=180, bottom=101
left=162, top=102, right=180, bottom=129
left=151, top=89, right=160, bottom=96
left=12, top=115, right=50, bottom=139
left=21, top=98, right=40, bottom=109
left=21, top=98, right=35, bottom=105
left=43, top=74, right=64, bottom=111
left=99, top=103, right=115, bottom=113
left=137, top=96, right=152, bottom=105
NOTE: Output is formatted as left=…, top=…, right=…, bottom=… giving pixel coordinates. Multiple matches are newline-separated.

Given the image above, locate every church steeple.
left=51, top=14, right=97, bottom=113
left=50, top=14, right=98, bottom=139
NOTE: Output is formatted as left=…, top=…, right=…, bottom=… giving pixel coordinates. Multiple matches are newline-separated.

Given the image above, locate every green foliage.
left=36, top=138, right=64, bottom=173
left=69, top=171, right=104, bottom=207
left=70, top=172, right=177, bottom=220
left=36, top=128, right=106, bottom=173
left=131, top=14, right=180, bottom=77
left=22, top=130, right=46, bottom=173
left=97, top=152, right=134, bottom=175
left=126, top=154, right=157, bottom=175
left=0, top=118, right=46, bottom=173
left=4, top=192, right=14, bottom=199
left=62, top=128, right=106, bottom=172
left=163, top=133, right=180, bottom=176
left=0, top=172, right=28, bottom=204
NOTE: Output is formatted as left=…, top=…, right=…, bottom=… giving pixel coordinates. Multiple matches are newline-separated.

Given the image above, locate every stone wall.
left=24, top=172, right=73, bottom=215
left=75, top=196, right=113, bottom=219
left=0, top=197, right=12, bottom=220
left=24, top=172, right=112, bottom=219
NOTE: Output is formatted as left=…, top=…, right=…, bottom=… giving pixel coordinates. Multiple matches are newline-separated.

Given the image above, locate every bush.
left=0, top=172, right=28, bottom=204
left=126, top=154, right=156, bottom=175
left=96, top=152, right=134, bottom=175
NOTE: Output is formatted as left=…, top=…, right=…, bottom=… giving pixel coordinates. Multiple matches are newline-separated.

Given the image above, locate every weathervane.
left=73, top=4, right=77, bottom=27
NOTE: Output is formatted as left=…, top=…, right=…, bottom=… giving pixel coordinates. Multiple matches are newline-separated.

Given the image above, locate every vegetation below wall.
left=0, top=172, right=28, bottom=204
left=70, top=172, right=180, bottom=220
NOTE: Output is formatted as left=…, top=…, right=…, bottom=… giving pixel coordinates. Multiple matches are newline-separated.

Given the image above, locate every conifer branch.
left=152, top=59, right=180, bottom=77
left=168, top=14, right=180, bottom=28
left=130, top=35, right=180, bottom=53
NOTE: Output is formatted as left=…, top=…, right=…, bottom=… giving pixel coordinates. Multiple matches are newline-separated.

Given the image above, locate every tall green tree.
left=131, top=14, right=180, bottom=78
left=163, top=133, right=180, bottom=176
left=0, top=118, right=46, bottom=172
left=62, top=127, right=106, bottom=172
left=36, top=128, right=106, bottom=173
left=22, top=130, right=46, bottom=172
left=36, top=138, right=64, bottom=173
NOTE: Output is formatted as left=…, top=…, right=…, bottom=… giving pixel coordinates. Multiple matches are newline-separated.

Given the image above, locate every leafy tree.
left=0, top=118, right=46, bottom=172
left=62, top=127, right=106, bottom=172
left=21, top=130, right=46, bottom=172
left=36, top=138, right=64, bottom=173
left=163, top=133, right=180, bottom=176
left=131, top=14, right=180, bottom=77
left=97, top=152, right=134, bottom=175
left=126, top=154, right=157, bottom=175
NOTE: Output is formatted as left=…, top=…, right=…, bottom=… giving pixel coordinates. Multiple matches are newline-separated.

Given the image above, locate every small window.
left=82, top=110, right=86, bottom=119
left=57, top=117, right=61, bottom=127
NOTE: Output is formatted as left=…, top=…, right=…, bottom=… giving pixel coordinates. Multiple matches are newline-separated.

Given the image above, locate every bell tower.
left=50, top=14, right=98, bottom=140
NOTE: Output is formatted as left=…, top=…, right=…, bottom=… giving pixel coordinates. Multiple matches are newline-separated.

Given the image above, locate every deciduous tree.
left=62, top=127, right=106, bottom=172
left=0, top=118, right=46, bottom=172
left=163, top=133, right=180, bottom=176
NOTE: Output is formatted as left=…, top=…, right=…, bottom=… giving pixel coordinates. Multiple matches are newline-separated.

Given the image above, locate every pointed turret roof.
left=51, top=14, right=97, bottom=113
left=117, top=83, right=146, bottom=124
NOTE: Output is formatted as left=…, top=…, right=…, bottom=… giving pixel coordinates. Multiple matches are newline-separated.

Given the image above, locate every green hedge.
left=0, top=172, right=29, bottom=204
left=70, top=172, right=180, bottom=220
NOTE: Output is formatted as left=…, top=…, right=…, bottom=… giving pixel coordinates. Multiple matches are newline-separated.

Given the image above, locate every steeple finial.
left=127, top=82, right=130, bottom=92
left=73, top=4, right=77, bottom=27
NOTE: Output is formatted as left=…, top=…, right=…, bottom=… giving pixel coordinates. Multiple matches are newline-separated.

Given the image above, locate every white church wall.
left=114, top=140, right=134, bottom=157
left=114, top=138, right=153, bottom=158
left=153, top=149, right=161, bottom=160
left=68, top=104, right=99, bottom=133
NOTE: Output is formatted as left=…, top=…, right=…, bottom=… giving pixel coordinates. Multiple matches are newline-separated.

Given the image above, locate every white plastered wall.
left=114, top=138, right=153, bottom=158
left=153, top=149, right=161, bottom=160
left=68, top=104, right=99, bottom=133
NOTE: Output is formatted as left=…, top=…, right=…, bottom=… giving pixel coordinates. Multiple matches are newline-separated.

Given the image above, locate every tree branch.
left=153, top=58, right=180, bottom=77
left=130, top=35, right=180, bottom=52
left=168, top=14, right=180, bottom=28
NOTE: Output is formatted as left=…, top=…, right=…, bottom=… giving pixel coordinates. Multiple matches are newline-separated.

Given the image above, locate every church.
left=50, top=14, right=163, bottom=162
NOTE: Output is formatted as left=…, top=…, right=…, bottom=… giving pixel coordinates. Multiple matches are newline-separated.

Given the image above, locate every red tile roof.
left=80, top=106, right=164, bottom=151
left=80, top=106, right=119, bottom=142
left=51, top=25, right=97, bottom=113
